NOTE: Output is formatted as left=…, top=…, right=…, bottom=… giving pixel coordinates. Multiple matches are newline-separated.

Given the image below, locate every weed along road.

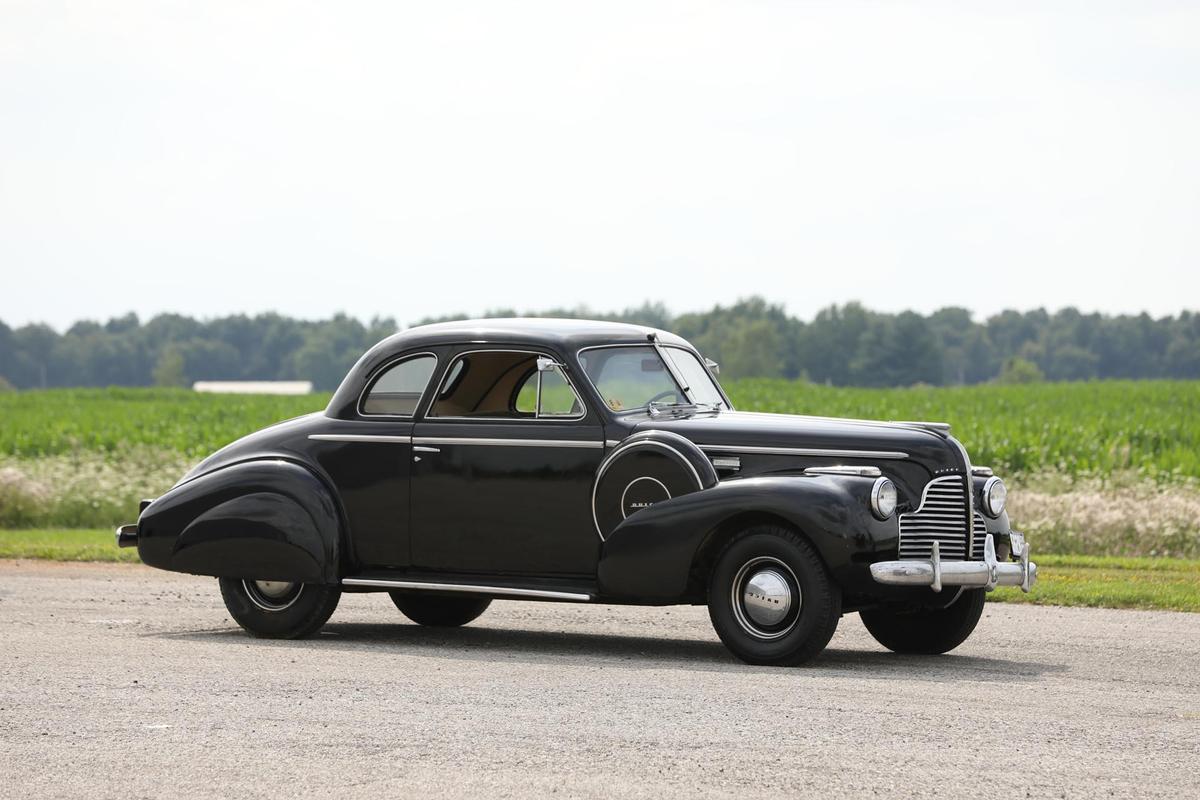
left=1, top=562, right=1197, bottom=799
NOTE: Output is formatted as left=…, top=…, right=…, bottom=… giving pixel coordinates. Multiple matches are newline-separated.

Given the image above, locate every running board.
left=341, top=577, right=592, bottom=602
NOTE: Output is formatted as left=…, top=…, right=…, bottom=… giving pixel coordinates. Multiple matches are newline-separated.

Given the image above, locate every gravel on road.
left=1, top=560, right=1197, bottom=799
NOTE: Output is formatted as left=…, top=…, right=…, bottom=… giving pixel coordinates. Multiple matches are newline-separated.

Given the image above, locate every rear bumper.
left=870, top=532, right=1037, bottom=593
left=115, top=524, right=138, bottom=549
left=115, top=499, right=154, bottom=549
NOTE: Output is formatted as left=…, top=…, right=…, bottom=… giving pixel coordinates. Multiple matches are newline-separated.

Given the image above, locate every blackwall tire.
left=859, top=589, right=986, bottom=655
left=707, top=526, right=841, bottom=666
left=389, top=593, right=492, bottom=627
left=218, top=578, right=341, bottom=639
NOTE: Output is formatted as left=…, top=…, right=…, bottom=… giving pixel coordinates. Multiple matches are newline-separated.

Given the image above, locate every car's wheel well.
left=685, top=511, right=824, bottom=602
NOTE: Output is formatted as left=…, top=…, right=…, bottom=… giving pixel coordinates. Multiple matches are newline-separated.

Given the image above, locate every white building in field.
left=192, top=381, right=313, bottom=395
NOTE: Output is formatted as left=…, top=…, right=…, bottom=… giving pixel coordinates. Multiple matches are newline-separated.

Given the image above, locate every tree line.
left=1, top=298, right=1198, bottom=391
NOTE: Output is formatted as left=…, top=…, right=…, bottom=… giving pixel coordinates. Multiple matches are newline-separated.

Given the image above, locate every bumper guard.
left=870, top=532, right=1037, bottom=593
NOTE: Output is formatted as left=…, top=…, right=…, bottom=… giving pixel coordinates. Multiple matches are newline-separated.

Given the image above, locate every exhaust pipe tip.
left=115, top=524, right=138, bottom=549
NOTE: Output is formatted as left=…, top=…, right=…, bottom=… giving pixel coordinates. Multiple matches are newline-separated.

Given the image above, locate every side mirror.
left=705, top=358, right=720, bottom=375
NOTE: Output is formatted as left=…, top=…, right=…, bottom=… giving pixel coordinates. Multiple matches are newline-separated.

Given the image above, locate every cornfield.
left=1, top=383, right=1198, bottom=555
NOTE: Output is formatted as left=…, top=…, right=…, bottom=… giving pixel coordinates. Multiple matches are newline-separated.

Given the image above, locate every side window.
left=514, top=364, right=582, bottom=417
left=431, top=350, right=583, bottom=419
left=361, top=355, right=437, bottom=416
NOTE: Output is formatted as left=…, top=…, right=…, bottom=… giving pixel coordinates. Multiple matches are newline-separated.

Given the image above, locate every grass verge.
left=988, top=554, right=1200, bottom=612
left=0, top=529, right=140, bottom=563
left=1, top=531, right=1197, bottom=613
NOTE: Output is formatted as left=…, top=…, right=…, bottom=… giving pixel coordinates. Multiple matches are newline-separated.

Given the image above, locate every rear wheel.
left=389, top=592, right=492, bottom=627
left=707, top=526, right=841, bottom=666
left=219, top=578, right=341, bottom=639
left=859, top=589, right=986, bottom=654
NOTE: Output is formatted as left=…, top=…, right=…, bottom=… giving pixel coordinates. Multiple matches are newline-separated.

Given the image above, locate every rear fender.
left=137, top=459, right=342, bottom=584
left=597, top=474, right=898, bottom=602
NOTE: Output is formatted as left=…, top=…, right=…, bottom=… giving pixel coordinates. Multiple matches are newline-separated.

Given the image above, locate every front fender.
left=136, top=459, right=342, bottom=584
left=597, top=474, right=898, bottom=602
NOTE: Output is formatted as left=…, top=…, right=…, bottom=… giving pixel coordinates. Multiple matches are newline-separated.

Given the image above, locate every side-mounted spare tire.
left=592, top=430, right=718, bottom=540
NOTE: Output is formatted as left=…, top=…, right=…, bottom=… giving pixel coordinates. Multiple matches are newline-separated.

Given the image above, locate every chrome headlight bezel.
left=870, top=477, right=898, bottom=520
left=982, top=476, right=1007, bottom=518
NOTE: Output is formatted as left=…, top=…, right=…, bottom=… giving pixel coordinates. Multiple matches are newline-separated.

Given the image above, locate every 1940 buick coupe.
left=119, top=319, right=1036, bottom=666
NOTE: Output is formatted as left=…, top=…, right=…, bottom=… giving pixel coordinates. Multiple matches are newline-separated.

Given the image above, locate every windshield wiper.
left=647, top=400, right=722, bottom=417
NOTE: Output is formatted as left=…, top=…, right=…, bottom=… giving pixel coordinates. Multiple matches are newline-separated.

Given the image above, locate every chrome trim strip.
left=412, top=436, right=604, bottom=449
left=341, top=578, right=591, bottom=602
left=804, top=465, right=883, bottom=477
left=604, top=439, right=622, bottom=448
left=700, top=444, right=908, bottom=460
left=308, top=434, right=413, bottom=443
left=890, top=420, right=951, bottom=434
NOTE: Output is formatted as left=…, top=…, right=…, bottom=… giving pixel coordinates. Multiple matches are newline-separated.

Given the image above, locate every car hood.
left=632, top=410, right=965, bottom=474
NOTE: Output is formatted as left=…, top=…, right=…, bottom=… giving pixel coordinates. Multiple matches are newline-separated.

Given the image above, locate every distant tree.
left=1047, top=344, right=1099, bottom=381
left=152, top=347, right=187, bottom=387
left=1165, top=336, right=1200, bottom=379
left=997, top=356, right=1044, bottom=384
left=0, top=375, right=14, bottom=392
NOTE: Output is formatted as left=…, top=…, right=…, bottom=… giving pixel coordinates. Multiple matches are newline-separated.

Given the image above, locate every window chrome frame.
left=356, top=351, right=439, bottom=420
left=575, top=342, right=733, bottom=416
left=424, top=347, right=589, bottom=423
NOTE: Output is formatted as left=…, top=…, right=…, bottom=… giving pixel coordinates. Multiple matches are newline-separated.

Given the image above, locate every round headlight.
left=983, top=477, right=1007, bottom=518
left=871, top=477, right=898, bottom=519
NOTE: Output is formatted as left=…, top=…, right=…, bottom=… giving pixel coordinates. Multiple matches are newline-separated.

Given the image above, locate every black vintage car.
left=119, top=319, right=1036, bottom=666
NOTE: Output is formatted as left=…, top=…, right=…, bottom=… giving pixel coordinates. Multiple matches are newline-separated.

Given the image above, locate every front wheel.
left=218, top=578, right=341, bottom=639
left=859, top=589, right=986, bottom=654
left=389, top=592, right=492, bottom=627
left=707, top=526, right=841, bottom=666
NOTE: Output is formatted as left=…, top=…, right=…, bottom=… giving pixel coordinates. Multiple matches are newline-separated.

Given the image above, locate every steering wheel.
left=647, top=389, right=682, bottom=406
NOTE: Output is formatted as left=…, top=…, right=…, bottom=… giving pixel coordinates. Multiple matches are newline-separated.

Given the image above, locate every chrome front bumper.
left=870, top=532, right=1037, bottom=593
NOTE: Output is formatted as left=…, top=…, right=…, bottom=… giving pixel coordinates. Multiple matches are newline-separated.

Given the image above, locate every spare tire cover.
left=593, top=431, right=717, bottom=540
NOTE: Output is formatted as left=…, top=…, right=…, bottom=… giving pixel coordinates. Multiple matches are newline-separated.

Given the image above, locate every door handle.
left=413, top=446, right=441, bottom=453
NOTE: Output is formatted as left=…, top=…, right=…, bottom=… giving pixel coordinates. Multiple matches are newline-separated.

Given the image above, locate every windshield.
left=662, top=347, right=726, bottom=407
left=579, top=345, right=726, bottom=412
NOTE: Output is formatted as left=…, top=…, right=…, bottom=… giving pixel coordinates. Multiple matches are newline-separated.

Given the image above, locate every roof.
left=370, top=318, right=692, bottom=354
left=325, top=318, right=695, bottom=419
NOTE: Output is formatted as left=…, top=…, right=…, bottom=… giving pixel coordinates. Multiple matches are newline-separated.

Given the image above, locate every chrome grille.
left=898, top=475, right=971, bottom=560
left=971, top=512, right=987, bottom=561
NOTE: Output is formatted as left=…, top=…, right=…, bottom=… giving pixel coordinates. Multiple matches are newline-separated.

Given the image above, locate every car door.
left=409, top=347, right=605, bottom=576
left=311, top=351, right=438, bottom=569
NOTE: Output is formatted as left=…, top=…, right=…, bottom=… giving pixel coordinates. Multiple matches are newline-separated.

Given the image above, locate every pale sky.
left=1, top=1, right=1197, bottom=330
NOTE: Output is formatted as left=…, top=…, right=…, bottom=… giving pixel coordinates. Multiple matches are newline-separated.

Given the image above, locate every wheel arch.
left=684, top=510, right=823, bottom=602
left=137, top=457, right=345, bottom=584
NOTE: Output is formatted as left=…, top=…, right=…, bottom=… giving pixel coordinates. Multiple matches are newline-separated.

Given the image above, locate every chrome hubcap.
left=730, top=557, right=802, bottom=640
left=243, top=579, right=303, bottom=612
left=742, top=569, right=792, bottom=627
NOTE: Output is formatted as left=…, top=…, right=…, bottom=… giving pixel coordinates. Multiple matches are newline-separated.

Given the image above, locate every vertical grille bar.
left=971, top=512, right=988, bottom=562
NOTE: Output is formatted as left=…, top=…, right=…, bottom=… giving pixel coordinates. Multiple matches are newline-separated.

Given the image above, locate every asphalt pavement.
left=1, top=560, right=1197, bottom=798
